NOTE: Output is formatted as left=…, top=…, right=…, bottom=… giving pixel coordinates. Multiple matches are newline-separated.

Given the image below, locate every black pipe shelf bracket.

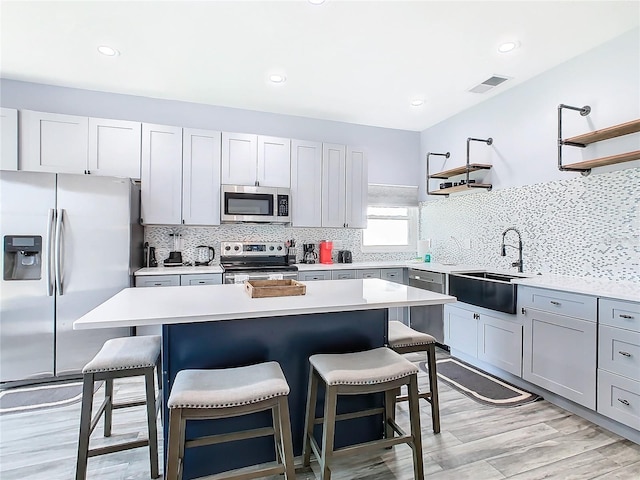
left=427, top=137, right=494, bottom=197
left=558, top=103, right=592, bottom=176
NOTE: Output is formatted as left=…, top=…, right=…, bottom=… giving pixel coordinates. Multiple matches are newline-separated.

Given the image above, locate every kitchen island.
left=75, top=278, right=456, bottom=478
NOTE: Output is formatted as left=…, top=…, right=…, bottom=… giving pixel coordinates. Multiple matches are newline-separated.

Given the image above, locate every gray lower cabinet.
left=381, top=268, right=404, bottom=284
left=135, top=275, right=180, bottom=287
left=445, top=302, right=522, bottom=376
left=180, top=274, right=222, bottom=286
left=520, top=286, right=597, bottom=409
left=332, top=270, right=356, bottom=280
left=597, top=298, right=640, bottom=429
left=298, top=271, right=331, bottom=281
left=356, top=269, right=380, bottom=279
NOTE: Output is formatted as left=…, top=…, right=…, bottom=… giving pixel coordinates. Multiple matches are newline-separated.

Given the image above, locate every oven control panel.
left=220, top=242, right=287, bottom=257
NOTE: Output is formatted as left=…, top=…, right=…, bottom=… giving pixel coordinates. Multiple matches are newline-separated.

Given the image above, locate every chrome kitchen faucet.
left=501, top=227, right=523, bottom=273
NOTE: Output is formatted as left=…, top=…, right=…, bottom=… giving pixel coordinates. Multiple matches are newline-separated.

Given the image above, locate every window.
left=362, top=206, right=417, bottom=253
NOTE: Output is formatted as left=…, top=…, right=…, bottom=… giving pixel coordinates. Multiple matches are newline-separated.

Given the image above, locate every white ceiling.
left=1, top=1, right=638, bottom=131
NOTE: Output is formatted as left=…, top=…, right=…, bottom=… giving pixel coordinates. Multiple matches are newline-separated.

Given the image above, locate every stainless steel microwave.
left=221, top=185, right=291, bottom=224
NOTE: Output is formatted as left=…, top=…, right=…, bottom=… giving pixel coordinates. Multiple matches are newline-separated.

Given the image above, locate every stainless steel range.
left=220, top=241, right=298, bottom=284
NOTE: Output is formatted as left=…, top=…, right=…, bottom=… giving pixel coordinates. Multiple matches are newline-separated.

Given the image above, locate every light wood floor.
left=1, top=350, right=639, bottom=480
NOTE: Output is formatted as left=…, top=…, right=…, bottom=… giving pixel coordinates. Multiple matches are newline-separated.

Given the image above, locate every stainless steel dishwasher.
left=408, top=269, right=446, bottom=345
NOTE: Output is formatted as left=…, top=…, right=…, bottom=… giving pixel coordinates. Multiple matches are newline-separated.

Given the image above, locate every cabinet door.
left=522, top=308, right=596, bottom=408
left=0, top=107, right=18, bottom=171
left=135, top=275, right=180, bottom=287
left=182, top=129, right=221, bottom=225
left=356, top=269, right=381, bottom=279
left=381, top=268, right=404, bottom=284
left=445, top=304, right=478, bottom=357
left=291, top=140, right=322, bottom=227
left=221, top=132, right=257, bottom=185
left=141, top=123, right=183, bottom=225
left=478, top=313, right=523, bottom=376
left=20, top=110, right=88, bottom=174
left=345, top=147, right=368, bottom=228
left=88, top=118, right=141, bottom=179
left=257, top=135, right=290, bottom=187
left=321, top=143, right=346, bottom=227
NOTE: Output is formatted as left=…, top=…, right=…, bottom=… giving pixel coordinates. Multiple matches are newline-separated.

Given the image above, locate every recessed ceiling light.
left=308, top=0, right=326, bottom=5
left=497, top=41, right=519, bottom=53
left=269, top=74, right=287, bottom=84
left=97, top=45, right=119, bottom=57
left=410, top=99, right=425, bottom=107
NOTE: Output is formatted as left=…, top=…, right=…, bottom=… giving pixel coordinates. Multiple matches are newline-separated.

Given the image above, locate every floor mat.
left=420, top=357, right=541, bottom=407
left=0, top=381, right=99, bottom=415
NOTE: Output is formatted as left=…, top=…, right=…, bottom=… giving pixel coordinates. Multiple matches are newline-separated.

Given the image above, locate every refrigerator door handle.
left=55, top=208, right=64, bottom=295
left=46, top=208, right=56, bottom=296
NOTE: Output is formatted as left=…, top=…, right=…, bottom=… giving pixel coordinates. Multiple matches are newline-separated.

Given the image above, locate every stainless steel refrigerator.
left=0, top=171, right=142, bottom=384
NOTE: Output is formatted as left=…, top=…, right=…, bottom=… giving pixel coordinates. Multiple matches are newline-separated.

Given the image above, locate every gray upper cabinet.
left=321, top=143, right=367, bottom=228
left=182, top=128, right=222, bottom=226
left=290, top=139, right=322, bottom=227
left=0, top=107, right=18, bottom=171
left=222, top=132, right=290, bottom=187
left=20, top=110, right=142, bottom=179
left=141, top=123, right=183, bottom=225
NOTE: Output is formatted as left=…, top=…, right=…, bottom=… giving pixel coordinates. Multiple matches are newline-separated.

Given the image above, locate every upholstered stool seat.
left=76, top=335, right=161, bottom=480
left=388, top=320, right=441, bottom=433
left=165, top=362, right=296, bottom=480
left=303, top=347, right=424, bottom=480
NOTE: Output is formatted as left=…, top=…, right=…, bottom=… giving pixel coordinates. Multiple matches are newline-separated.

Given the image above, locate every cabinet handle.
left=550, top=301, right=561, bottom=306
left=619, top=314, right=634, bottom=319
left=521, top=307, right=526, bottom=315
left=618, top=351, right=632, bottom=357
left=154, top=283, right=162, bottom=286
left=473, top=313, right=480, bottom=320
left=617, top=398, right=631, bottom=406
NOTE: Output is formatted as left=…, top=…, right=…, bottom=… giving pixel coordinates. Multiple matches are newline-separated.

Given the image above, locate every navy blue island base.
left=162, top=308, right=388, bottom=479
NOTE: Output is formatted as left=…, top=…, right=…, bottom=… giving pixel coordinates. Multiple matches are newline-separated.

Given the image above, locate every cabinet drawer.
left=600, top=298, right=640, bottom=333
left=408, top=270, right=443, bottom=285
left=597, top=370, right=640, bottom=430
left=519, top=286, right=596, bottom=322
left=356, top=269, right=381, bottom=279
left=381, top=268, right=404, bottom=284
left=298, top=271, right=330, bottom=281
left=180, top=274, right=222, bottom=286
left=599, top=325, right=640, bottom=381
left=135, top=275, right=180, bottom=287
left=332, top=270, right=356, bottom=280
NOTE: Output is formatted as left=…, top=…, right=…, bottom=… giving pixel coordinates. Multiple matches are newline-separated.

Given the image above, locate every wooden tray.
left=244, top=279, right=306, bottom=298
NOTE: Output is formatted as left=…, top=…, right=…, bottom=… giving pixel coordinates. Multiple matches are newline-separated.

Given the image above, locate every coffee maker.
left=302, top=244, right=317, bottom=264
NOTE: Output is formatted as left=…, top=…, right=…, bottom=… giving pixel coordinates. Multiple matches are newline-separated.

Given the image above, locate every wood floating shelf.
left=563, top=150, right=640, bottom=171
left=429, top=163, right=492, bottom=179
left=430, top=183, right=493, bottom=195
left=564, top=119, right=640, bottom=146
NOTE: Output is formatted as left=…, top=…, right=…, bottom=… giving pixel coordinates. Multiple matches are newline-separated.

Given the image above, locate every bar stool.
left=303, top=347, right=423, bottom=480
left=388, top=320, right=440, bottom=433
left=75, top=335, right=161, bottom=480
left=165, top=361, right=296, bottom=480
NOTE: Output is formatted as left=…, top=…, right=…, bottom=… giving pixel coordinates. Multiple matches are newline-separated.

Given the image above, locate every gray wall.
left=419, top=28, right=640, bottom=201
left=0, top=79, right=420, bottom=187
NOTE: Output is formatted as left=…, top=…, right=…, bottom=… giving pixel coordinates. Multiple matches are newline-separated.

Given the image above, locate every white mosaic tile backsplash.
left=145, top=225, right=416, bottom=266
left=420, top=168, right=640, bottom=282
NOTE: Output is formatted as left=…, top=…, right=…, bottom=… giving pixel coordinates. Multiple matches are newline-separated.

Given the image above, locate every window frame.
left=361, top=205, right=418, bottom=253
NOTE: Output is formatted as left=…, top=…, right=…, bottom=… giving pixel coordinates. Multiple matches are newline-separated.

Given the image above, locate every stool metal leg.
left=144, top=368, right=160, bottom=479
left=302, top=366, right=318, bottom=468
left=104, top=378, right=113, bottom=437
left=277, top=396, right=296, bottom=480
left=75, top=374, right=95, bottom=480
left=320, top=385, right=338, bottom=480
left=426, top=345, right=441, bottom=434
left=407, top=374, right=424, bottom=480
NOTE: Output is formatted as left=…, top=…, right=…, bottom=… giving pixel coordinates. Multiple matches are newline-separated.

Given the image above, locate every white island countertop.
left=74, top=278, right=457, bottom=330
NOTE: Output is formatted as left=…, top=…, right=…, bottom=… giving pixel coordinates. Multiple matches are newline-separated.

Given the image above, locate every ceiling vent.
left=469, top=75, right=510, bottom=94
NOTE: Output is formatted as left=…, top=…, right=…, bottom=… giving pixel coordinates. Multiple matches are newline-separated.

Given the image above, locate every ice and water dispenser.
left=3, top=235, right=43, bottom=280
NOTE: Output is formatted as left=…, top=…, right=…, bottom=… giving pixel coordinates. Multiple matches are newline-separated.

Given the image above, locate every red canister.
left=319, top=241, right=333, bottom=264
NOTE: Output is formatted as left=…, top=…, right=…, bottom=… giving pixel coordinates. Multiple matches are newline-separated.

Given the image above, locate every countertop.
left=295, top=260, right=484, bottom=274
left=74, top=278, right=456, bottom=330
left=135, top=265, right=224, bottom=275
left=513, top=275, right=640, bottom=303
